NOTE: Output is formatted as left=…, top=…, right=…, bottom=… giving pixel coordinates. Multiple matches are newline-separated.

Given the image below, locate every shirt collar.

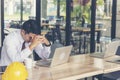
left=18, top=30, right=24, bottom=44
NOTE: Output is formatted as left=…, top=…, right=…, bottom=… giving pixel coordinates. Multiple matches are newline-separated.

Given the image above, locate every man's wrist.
left=29, top=44, right=35, bottom=50
left=45, top=42, right=51, bottom=47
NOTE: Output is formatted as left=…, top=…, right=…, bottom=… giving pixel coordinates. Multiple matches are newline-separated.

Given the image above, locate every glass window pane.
left=23, top=0, right=36, bottom=20
left=116, top=0, right=120, bottom=38
left=4, top=0, right=36, bottom=28
left=95, top=0, right=112, bottom=52
left=4, top=0, right=20, bottom=28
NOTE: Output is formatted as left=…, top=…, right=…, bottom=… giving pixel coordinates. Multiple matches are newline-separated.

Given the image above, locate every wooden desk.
left=0, top=54, right=102, bottom=80
left=27, top=63, right=102, bottom=80
left=68, top=54, right=120, bottom=79
left=103, top=61, right=120, bottom=74
left=103, top=55, right=120, bottom=73
left=1, top=54, right=120, bottom=80
left=59, top=27, right=106, bottom=32
left=27, top=54, right=103, bottom=80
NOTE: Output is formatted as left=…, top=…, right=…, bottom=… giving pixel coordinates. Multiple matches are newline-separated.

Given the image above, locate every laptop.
left=90, top=40, right=120, bottom=58
left=36, top=45, right=73, bottom=67
left=106, top=46, right=120, bottom=64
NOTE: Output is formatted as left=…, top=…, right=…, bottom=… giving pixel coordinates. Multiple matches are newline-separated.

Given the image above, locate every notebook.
left=36, top=45, right=73, bottom=67
left=90, top=40, right=120, bottom=58
left=106, top=46, right=120, bottom=64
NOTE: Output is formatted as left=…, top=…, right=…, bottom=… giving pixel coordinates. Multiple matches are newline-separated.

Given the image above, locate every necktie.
left=21, top=41, right=26, bottom=50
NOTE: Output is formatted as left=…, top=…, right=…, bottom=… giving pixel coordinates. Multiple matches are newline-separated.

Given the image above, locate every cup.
left=24, top=58, right=33, bottom=69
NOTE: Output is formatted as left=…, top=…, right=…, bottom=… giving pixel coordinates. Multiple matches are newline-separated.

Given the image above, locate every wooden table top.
left=26, top=54, right=120, bottom=80
left=41, top=23, right=106, bottom=32
left=1, top=54, right=120, bottom=80
left=103, top=55, right=120, bottom=73
left=27, top=56, right=102, bottom=80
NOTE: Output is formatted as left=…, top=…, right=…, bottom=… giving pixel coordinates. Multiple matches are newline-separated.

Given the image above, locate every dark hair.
left=21, top=19, right=40, bottom=34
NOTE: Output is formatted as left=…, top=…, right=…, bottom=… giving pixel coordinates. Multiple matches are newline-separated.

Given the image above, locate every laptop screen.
left=116, top=46, right=120, bottom=56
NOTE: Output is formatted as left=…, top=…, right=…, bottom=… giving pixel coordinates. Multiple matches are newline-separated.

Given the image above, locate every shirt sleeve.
left=34, top=44, right=51, bottom=59
left=4, top=37, right=32, bottom=62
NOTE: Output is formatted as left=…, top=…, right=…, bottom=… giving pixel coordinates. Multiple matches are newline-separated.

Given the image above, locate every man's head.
left=21, top=19, right=40, bottom=42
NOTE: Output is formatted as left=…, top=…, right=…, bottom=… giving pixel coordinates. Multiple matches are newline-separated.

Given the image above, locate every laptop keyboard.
left=106, top=58, right=120, bottom=64
left=36, top=60, right=51, bottom=66
left=90, top=53, right=105, bottom=58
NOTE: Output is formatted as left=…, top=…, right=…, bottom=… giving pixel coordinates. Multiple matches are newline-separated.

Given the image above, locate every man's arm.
left=34, top=44, right=51, bottom=59
left=30, top=35, right=51, bottom=59
left=5, top=38, right=32, bottom=62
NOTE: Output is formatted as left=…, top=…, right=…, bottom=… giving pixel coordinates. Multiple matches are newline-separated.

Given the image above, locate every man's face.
left=24, top=33, right=36, bottom=43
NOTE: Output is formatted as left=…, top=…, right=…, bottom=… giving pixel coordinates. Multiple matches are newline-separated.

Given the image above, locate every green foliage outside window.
left=52, top=0, right=104, bottom=27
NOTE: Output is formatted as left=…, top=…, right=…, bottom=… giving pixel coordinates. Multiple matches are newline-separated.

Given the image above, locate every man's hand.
left=38, top=36, right=50, bottom=46
left=29, top=35, right=41, bottom=50
left=29, top=35, right=50, bottom=50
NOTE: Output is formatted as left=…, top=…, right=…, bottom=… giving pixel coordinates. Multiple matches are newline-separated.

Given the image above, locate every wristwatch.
left=45, top=42, right=51, bottom=47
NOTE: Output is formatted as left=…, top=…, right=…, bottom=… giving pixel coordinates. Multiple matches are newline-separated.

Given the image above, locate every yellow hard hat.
left=2, top=62, right=28, bottom=80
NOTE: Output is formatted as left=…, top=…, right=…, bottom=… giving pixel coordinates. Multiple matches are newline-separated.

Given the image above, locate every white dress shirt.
left=0, top=30, right=51, bottom=66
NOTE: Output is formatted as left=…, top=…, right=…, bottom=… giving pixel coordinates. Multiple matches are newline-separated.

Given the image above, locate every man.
left=0, top=19, right=51, bottom=71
